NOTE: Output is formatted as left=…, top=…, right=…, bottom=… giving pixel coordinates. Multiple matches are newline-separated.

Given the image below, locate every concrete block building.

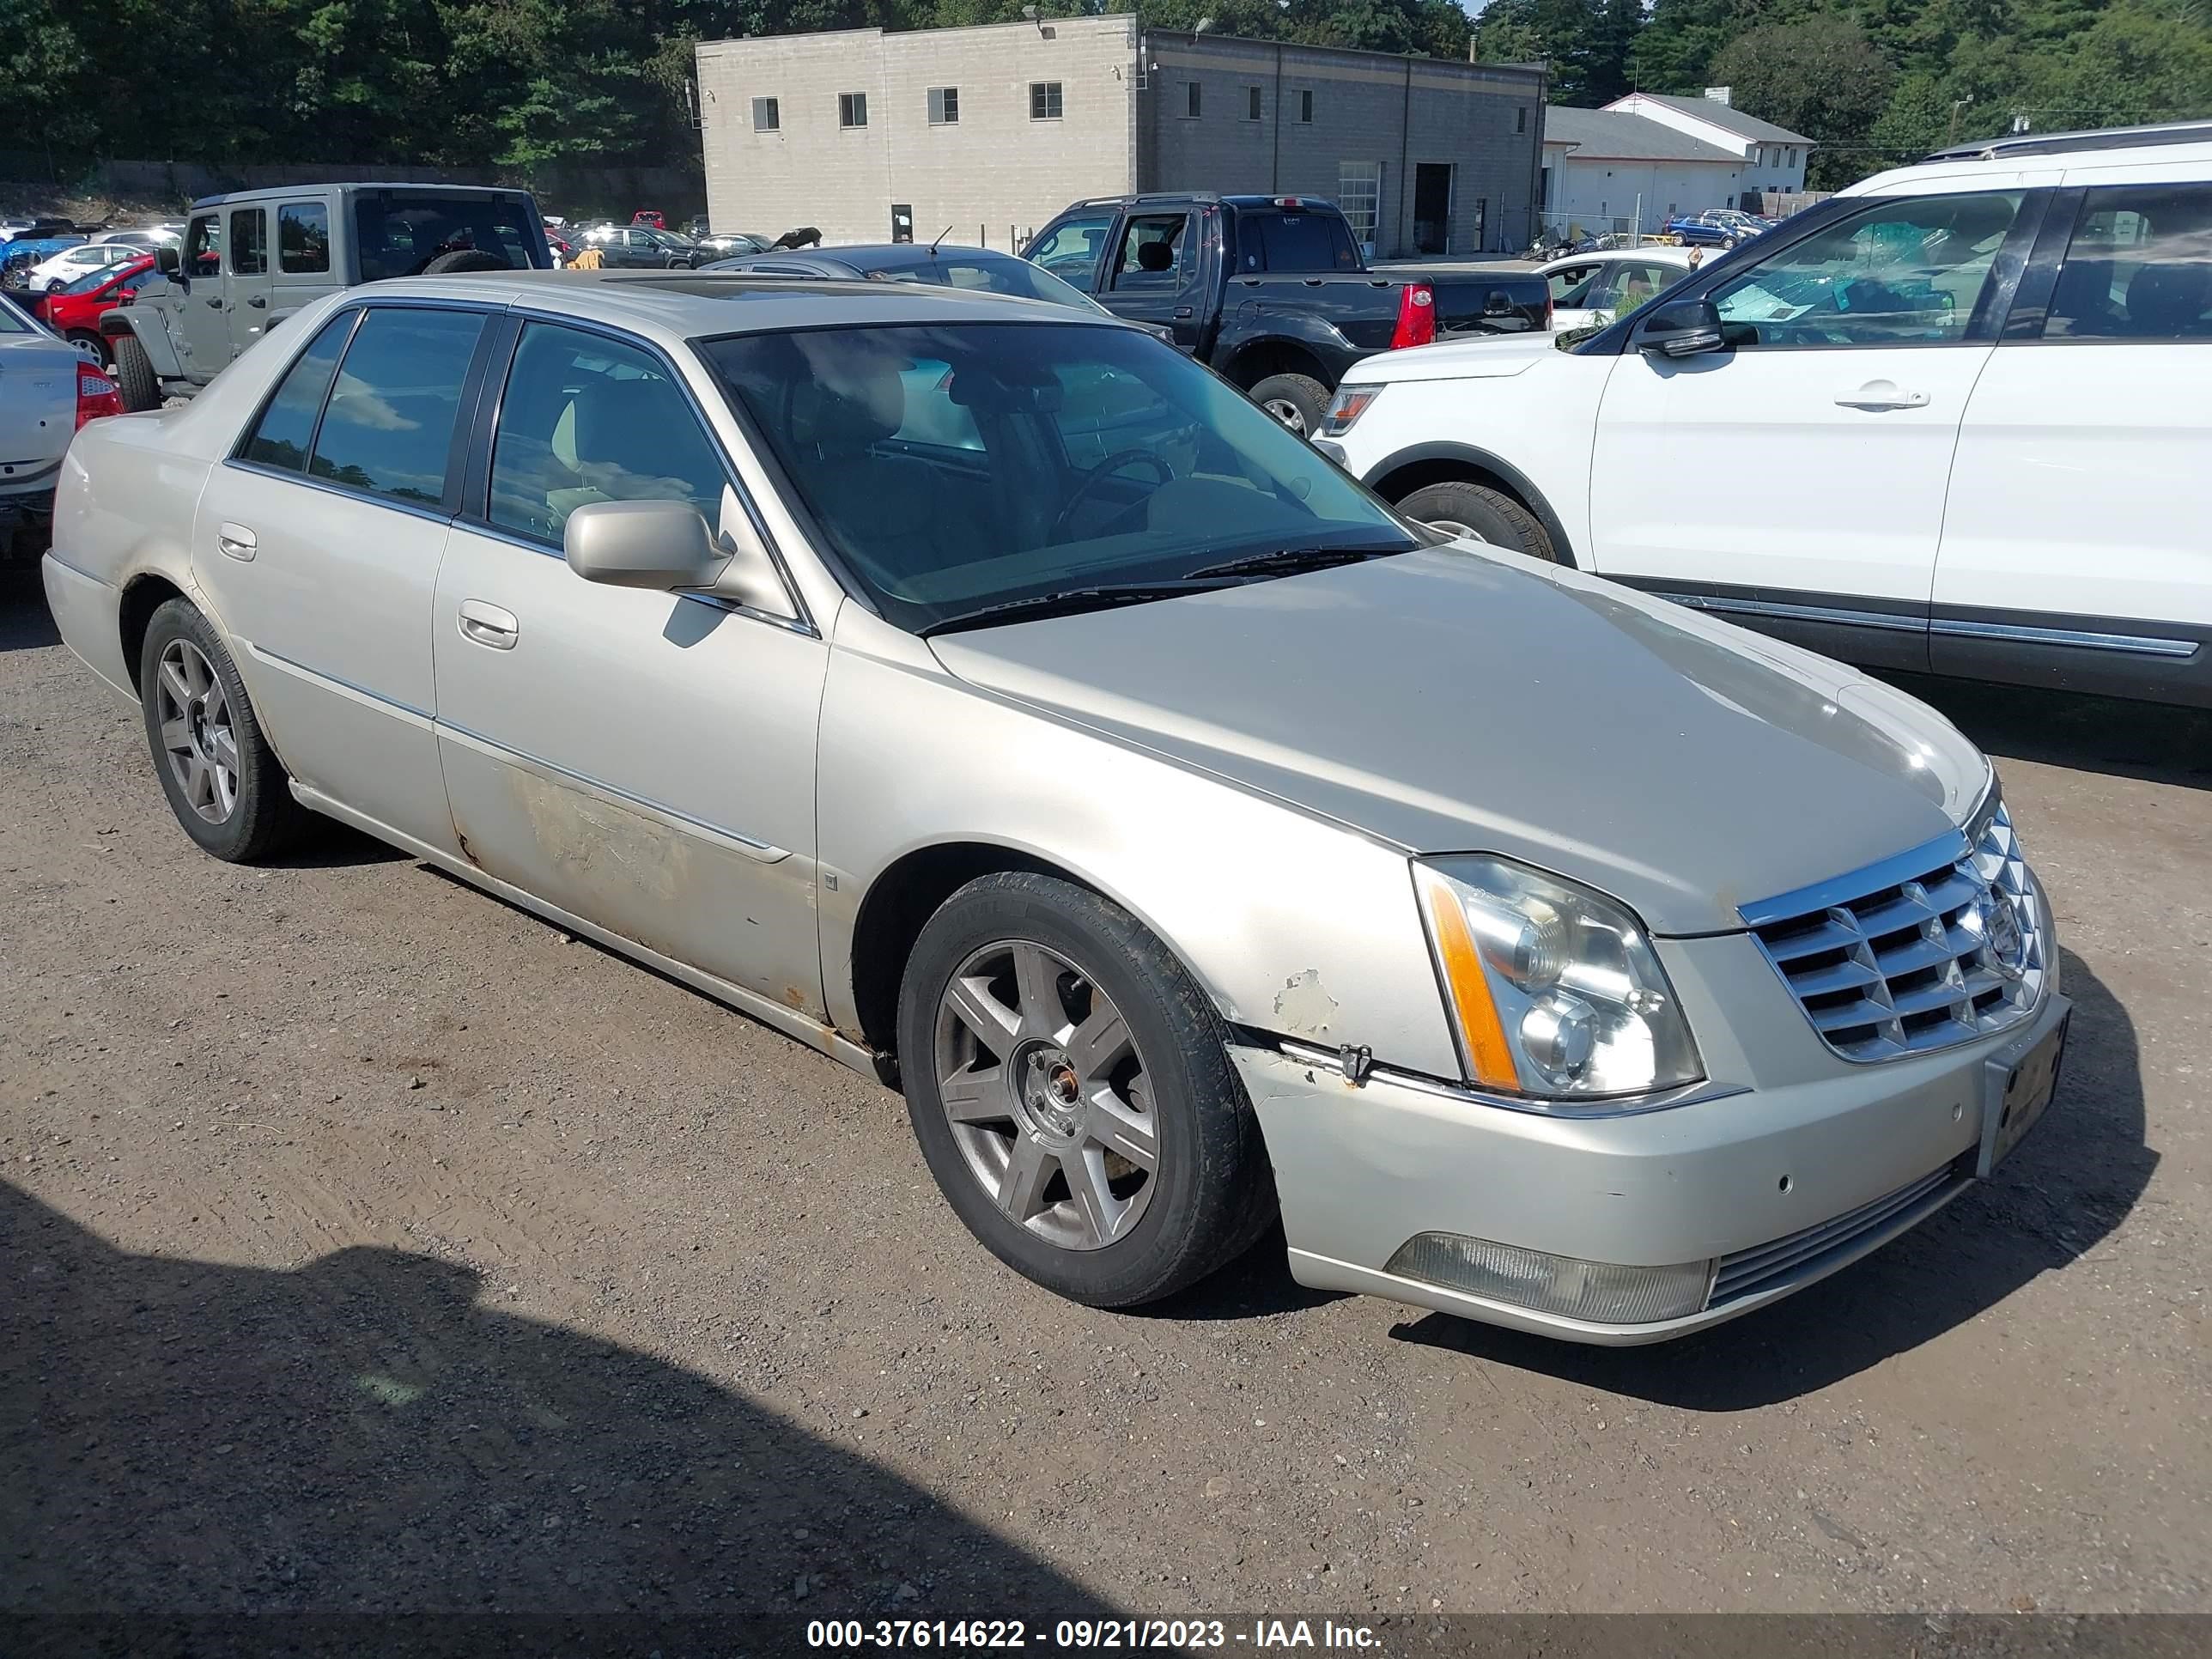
left=695, top=18, right=1547, bottom=258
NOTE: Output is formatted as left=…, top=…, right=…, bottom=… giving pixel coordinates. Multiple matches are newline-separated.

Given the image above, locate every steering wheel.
left=1050, top=448, right=1176, bottom=543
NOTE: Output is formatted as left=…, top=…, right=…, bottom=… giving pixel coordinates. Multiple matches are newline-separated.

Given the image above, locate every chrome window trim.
left=219, top=457, right=459, bottom=532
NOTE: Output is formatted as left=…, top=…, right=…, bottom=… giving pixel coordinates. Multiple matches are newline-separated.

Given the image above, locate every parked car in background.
left=1, top=295, right=121, bottom=561
left=1024, top=191, right=1552, bottom=434
left=104, top=181, right=551, bottom=410
left=685, top=215, right=712, bottom=239
left=696, top=231, right=772, bottom=259
left=632, top=209, right=666, bottom=229
left=44, top=266, right=2069, bottom=1345
left=24, top=240, right=140, bottom=292
left=0, top=236, right=87, bottom=289
left=1, top=216, right=76, bottom=243
left=29, top=255, right=157, bottom=364
left=1538, top=246, right=1700, bottom=331
left=1320, top=122, right=2212, bottom=708
left=1666, top=209, right=1767, bottom=247
left=92, top=226, right=184, bottom=250
left=583, top=224, right=708, bottom=269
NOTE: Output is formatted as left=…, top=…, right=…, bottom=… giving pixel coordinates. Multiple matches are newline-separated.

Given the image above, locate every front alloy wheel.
left=933, top=939, right=1159, bottom=1251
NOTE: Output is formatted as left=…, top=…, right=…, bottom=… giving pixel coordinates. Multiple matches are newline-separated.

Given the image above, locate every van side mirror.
left=154, top=244, right=180, bottom=276
left=1637, top=298, right=1726, bottom=359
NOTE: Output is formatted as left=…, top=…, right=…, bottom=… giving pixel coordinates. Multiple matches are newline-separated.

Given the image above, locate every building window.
left=839, top=92, right=867, bottom=129
left=928, top=87, right=958, bottom=125
left=1030, top=81, right=1063, bottom=120
left=1248, top=85, right=1262, bottom=121
left=752, top=97, right=779, bottom=132
left=1516, top=107, right=1527, bottom=135
left=1300, top=89, right=1313, bottom=124
left=1338, top=161, right=1381, bottom=255
left=1185, top=82, right=1201, bottom=119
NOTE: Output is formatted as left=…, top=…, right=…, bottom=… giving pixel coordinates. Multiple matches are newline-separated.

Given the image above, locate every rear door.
left=1589, top=187, right=2038, bottom=669
left=225, top=204, right=274, bottom=355
left=273, top=198, right=340, bottom=324
left=1933, top=171, right=2212, bottom=691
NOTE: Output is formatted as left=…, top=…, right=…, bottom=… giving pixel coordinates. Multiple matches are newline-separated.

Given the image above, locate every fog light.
left=1384, top=1231, right=1713, bottom=1324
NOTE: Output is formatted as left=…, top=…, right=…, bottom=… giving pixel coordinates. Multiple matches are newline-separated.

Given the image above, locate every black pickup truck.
left=1023, top=192, right=1551, bottom=434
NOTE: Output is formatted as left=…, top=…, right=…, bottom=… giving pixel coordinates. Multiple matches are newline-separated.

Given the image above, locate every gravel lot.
left=3, top=566, right=2207, bottom=1632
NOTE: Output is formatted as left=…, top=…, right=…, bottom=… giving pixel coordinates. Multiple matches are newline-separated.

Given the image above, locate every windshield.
left=703, top=321, right=1414, bottom=634
left=856, top=255, right=1109, bottom=316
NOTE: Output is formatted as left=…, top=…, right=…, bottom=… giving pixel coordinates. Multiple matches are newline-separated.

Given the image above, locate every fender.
left=1360, top=440, right=1580, bottom=568
left=1211, top=307, right=1355, bottom=387
left=100, top=307, right=187, bottom=381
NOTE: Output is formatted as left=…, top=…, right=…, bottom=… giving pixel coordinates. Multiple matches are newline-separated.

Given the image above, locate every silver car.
left=42, top=270, right=2069, bottom=1344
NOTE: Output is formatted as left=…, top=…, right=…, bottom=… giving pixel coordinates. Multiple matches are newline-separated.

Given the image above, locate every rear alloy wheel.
left=68, top=331, right=112, bottom=368
left=899, top=872, right=1276, bottom=1307
left=1397, top=479, right=1560, bottom=563
left=1248, top=372, right=1330, bottom=439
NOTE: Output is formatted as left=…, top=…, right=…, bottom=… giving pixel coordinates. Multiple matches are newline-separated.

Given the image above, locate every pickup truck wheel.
left=1249, top=373, right=1329, bottom=439
left=111, top=333, right=161, bottom=412
left=138, top=599, right=312, bottom=862
left=1398, top=480, right=1559, bottom=563
left=898, top=872, right=1277, bottom=1308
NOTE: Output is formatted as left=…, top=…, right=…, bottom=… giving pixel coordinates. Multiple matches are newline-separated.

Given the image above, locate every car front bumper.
left=1234, top=963, right=2069, bottom=1346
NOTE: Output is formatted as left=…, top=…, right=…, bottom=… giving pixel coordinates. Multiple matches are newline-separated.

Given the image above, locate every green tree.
left=1708, top=13, right=1895, bottom=186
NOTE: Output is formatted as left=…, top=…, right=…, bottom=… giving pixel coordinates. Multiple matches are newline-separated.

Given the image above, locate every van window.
left=2045, top=183, right=2212, bottom=342
left=307, top=307, right=487, bottom=507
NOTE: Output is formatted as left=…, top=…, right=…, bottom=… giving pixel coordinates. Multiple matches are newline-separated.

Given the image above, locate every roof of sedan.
left=370, top=268, right=1098, bottom=335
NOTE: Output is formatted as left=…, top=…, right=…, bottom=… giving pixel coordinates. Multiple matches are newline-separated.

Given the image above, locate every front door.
left=192, top=302, right=492, bottom=854
left=1100, top=210, right=1205, bottom=351
left=1590, top=188, right=2033, bottom=666
left=175, top=211, right=230, bottom=383
left=225, top=205, right=275, bottom=356
left=431, top=317, right=829, bottom=1015
left=1023, top=212, right=1115, bottom=295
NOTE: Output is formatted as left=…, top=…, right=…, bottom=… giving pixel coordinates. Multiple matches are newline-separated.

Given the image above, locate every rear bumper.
left=0, top=487, right=54, bottom=562
left=40, top=550, right=135, bottom=699
left=1235, top=975, right=2070, bottom=1346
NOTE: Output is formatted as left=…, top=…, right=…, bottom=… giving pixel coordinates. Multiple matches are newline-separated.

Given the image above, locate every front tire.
left=67, top=330, right=112, bottom=368
left=111, top=333, right=161, bottom=411
left=138, top=599, right=311, bottom=862
left=1248, top=373, right=1330, bottom=439
left=897, top=872, right=1276, bottom=1308
left=1398, top=479, right=1560, bottom=562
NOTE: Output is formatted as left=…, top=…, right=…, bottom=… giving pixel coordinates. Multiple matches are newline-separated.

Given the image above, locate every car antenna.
left=927, top=225, right=953, bottom=256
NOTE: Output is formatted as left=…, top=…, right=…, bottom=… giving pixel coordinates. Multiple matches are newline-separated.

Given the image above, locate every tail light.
left=1391, top=282, right=1436, bottom=350
left=76, top=363, right=125, bottom=429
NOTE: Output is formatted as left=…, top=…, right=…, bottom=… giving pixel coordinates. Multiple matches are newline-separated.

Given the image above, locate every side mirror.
left=1636, top=298, right=1727, bottom=359
left=563, top=491, right=796, bottom=617
left=154, top=244, right=180, bottom=276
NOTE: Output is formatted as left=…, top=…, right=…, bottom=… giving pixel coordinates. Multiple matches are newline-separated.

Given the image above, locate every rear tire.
left=1398, top=479, right=1560, bottom=563
left=1248, top=373, right=1330, bottom=439
left=68, top=330, right=111, bottom=368
left=111, top=333, right=160, bottom=412
left=138, top=599, right=312, bottom=862
left=897, top=872, right=1277, bottom=1308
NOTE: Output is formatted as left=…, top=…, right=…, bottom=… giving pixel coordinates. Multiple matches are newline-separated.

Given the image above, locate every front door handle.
left=458, top=599, right=519, bottom=649
left=247, top=295, right=267, bottom=308
left=216, top=522, right=257, bottom=561
left=1174, top=306, right=1194, bottom=318
left=1835, top=380, right=1929, bottom=410
left=206, top=295, right=224, bottom=308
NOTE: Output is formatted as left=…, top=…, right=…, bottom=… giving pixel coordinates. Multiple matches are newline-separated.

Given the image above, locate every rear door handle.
left=216, top=522, right=256, bottom=561
left=206, top=296, right=224, bottom=308
left=1835, top=380, right=1929, bottom=410
left=247, top=295, right=267, bottom=308
left=458, top=599, right=519, bottom=649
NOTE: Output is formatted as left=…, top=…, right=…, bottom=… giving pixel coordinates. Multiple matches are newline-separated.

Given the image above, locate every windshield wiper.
left=1182, top=544, right=1407, bottom=580
left=920, top=582, right=1224, bottom=637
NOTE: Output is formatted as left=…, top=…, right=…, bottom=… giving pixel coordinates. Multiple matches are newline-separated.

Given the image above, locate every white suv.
left=1321, top=121, right=2212, bottom=709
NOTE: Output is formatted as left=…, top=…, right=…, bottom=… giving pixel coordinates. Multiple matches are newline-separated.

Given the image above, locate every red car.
left=35, top=254, right=157, bottom=366
left=631, top=209, right=665, bottom=230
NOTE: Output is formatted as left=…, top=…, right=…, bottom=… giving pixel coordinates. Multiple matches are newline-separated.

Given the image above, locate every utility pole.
left=1948, top=98, right=1972, bottom=143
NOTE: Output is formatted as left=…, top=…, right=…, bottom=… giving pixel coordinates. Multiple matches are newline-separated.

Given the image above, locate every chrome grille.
left=1743, top=799, right=2045, bottom=1063
left=1710, top=1165, right=1962, bottom=1307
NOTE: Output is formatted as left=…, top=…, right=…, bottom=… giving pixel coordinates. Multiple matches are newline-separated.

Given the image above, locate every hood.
left=1346, top=331, right=1562, bottom=386
left=928, top=549, right=1987, bottom=936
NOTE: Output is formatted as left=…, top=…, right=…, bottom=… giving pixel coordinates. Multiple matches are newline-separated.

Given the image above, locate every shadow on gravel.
left=1877, top=672, right=2212, bottom=793
left=268, top=819, right=412, bottom=871
left=1, top=567, right=60, bottom=652
left=0, top=1182, right=1115, bottom=1644
left=1146, top=1219, right=1346, bottom=1322
left=1389, top=950, right=2153, bottom=1409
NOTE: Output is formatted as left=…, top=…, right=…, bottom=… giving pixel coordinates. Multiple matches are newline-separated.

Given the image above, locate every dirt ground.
left=2, top=566, right=2207, bottom=1638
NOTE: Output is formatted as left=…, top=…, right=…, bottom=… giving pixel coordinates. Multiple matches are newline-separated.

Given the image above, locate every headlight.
left=1319, top=384, right=1380, bottom=436
left=1414, top=856, right=1702, bottom=1103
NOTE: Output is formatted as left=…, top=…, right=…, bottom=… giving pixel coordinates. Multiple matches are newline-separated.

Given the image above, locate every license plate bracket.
left=1978, top=1005, right=2069, bottom=1176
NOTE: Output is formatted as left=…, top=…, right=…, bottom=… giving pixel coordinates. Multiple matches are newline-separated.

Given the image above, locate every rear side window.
left=2045, top=183, right=2212, bottom=341
left=307, top=307, right=486, bottom=507
left=229, top=209, right=266, bottom=276
left=352, top=195, right=544, bottom=282
left=241, top=312, right=356, bottom=471
left=279, top=203, right=330, bottom=275
left=1242, top=211, right=1361, bottom=273
left=488, top=322, right=730, bottom=544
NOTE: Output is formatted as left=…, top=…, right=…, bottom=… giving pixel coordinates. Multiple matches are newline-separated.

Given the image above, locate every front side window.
left=928, top=86, right=958, bottom=125
left=307, top=307, right=486, bottom=507
left=1024, top=214, right=1112, bottom=286
left=753, top=96, right=780, bottom=132
left=2044, top=183, right=2212, bottom=342
left=1030, top=82, right=1063, bottom=120
left=840, top=91, right=868, bottom=129
left=1711, top=191, right=2025, bottom=347
left=1547, top=263, right=1603, bottom=307
left=279, top=203, right=330, bottom=274
left=489, top=322, right=730, bottom=544
left=229, top=208, right=267, bottom=276
left=184, top=214, right=222, bottom=278
left=702, top=322, right=1413, bottom=635
left=1112, top=214, right=1189, bottom=289
left=241, top=312, right=356, bottom=471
